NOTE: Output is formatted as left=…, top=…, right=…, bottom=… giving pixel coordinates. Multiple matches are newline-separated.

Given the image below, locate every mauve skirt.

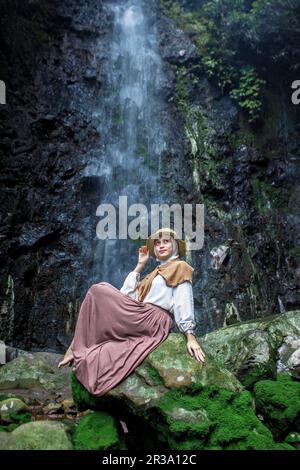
left=72, top=282, right=173, bottom=396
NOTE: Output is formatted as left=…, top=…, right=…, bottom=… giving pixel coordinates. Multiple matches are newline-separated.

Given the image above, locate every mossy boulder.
left=253, top=374, right=300, bottom=439
left=71, top=333, right=296, bottom=450
left=72, top=374, right=292, bottom=450
left=72, top=333, right=243, bottom=412
left=284, top=431, right=300, bottom=449
left=155, top=385, right=293, bottom=450
left=0, top=421, right=73, bottom=450
left=0, top=352, right=72, bottom=398
left=0, top=397, right=31, bottom=425
left=201, top=310, right=300, bottom=388
left=74, top=411, right=121, bottom=450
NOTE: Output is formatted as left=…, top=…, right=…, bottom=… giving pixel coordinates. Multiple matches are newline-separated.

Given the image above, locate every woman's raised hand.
left=138, top=245, right=150, bottom=266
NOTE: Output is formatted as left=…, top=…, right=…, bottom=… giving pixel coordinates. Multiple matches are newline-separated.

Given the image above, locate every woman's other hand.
left=187, top=337, right=205, bottom=364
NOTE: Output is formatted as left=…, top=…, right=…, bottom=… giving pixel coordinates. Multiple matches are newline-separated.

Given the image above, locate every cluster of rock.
left=0, top=311, right=299, bottom=450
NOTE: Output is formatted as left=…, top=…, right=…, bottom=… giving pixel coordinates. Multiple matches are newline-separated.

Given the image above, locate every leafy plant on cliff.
left=160, top=0, right=299, bottom=122
left=229, top=66, right=266, bottom=123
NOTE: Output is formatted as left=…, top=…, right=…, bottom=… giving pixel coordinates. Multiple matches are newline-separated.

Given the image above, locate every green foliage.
left=229, top=66, right=266, bottom=123
left=175, top=67, right=189, bottom=114
left=251, top=177, right=290, bottom=215
left=160, top=0, right=299, bottom=122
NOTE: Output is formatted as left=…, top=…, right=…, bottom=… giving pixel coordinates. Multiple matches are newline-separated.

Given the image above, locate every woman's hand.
left=138, top=245, right=150, bottom=266
left=134, top=246, right=150, bottom=273
left=187, top=337, right=205, bottom=364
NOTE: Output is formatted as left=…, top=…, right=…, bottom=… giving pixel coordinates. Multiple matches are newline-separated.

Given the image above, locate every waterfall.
left=85, top=0, right=170, bottom=287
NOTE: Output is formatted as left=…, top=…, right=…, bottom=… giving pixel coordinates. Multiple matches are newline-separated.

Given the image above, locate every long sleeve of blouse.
left=120, top=271, right=140, bottom=300
left=120, top=271, right=196, bottom=334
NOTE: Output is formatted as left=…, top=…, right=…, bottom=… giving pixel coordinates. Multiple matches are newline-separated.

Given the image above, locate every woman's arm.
left=120, top=246, right=149, bottom=299
left=173, top=282, right=205, bottom=364
left=120, top=271, right=141, bottom=299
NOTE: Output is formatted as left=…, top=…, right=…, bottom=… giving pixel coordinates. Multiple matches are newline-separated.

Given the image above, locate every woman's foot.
left=58, top=351, right=74, bottom=368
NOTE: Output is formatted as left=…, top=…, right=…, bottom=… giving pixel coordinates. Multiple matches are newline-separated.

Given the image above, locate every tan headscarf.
left=137, top=241, right=194, bottom=302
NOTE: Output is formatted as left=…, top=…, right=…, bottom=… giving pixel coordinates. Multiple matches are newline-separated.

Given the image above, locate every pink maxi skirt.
left=72, top=282, right=173, bottom=396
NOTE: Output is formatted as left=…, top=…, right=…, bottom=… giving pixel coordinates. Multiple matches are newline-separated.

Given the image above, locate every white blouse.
left=120, top=271, right=196, bottom=334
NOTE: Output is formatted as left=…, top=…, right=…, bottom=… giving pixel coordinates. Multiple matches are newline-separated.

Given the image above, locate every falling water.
left=85, top=0, right=170, bottom=287
left=277, top=295, right=286, bottom=314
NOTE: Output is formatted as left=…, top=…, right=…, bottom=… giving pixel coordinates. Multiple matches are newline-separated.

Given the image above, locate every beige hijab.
left=137, top=239, right=194, bottom=302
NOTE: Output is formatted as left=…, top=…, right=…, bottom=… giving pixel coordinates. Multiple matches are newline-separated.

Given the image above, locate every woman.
left=58, top=228, right=205, bottom=396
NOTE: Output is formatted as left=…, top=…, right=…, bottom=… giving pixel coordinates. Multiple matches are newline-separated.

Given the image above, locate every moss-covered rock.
left=253, top=374, right=300, bottom=439
left=72, top=333, right=243, bottom=413
left=72, top=374, right=293, bottom=450
left=70, top=331, right=297, bottom=450
left=284, top=431, right=300, bottom=450
left=0, top=352, right=72, bottom=396
left=0, top=397, right=31, bottom=425
left=201, top=310, right=300, bottom=387
left=73, top=411, right=121, bottom=450
left=145, top=334, right=242, bottom=392
left=155, top=385, right=292, bottom=450
left=0, top=421, right=73, bottom=450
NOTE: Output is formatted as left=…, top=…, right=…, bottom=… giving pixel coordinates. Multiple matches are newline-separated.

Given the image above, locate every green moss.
left=112, top=112, right=121, bottom=125
left=240, top=361, right=276, bottom=390
left=73, top=411, right=120, bottom=450
left=284, top=431, right=300, bottom=449
left=186, top=108, right=224, bottom=192
left=155, top=385, right=285, bottom=450
left=204, top=199, right=232, bottom=222
left=160, top=1, right=265, bottom=122
left=175, top=67, right=189, bottom=114
left=71, top=372, right=100, bottom=411
left=71, top=366, right=296, bottom=450
left=253, top=376, right=300, bottom=438
left=0, top=409, right=31, bottom=433
left=0, top=423, right=19, bottom=433
left=7, top=411, right=32, bottom=425
left=0, top=394, right=16, bottom=402
left=250, top=177, right=291, bottom=216
left=136, top=142, right=147, bottom=158
left=147, top=367, right=165, bottom=386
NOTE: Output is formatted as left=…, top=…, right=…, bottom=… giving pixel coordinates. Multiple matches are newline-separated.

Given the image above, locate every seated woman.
left=58, top=228, right=205, bottom=397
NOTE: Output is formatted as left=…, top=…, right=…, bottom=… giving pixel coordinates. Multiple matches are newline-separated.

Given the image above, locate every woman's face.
left=154, top=237, right=173, bottom=261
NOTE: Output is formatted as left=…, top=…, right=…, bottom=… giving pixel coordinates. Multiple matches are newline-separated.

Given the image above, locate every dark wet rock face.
left=0, top=1, right=113, bottom=351
left=0, top=0, right=300, bottom=352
